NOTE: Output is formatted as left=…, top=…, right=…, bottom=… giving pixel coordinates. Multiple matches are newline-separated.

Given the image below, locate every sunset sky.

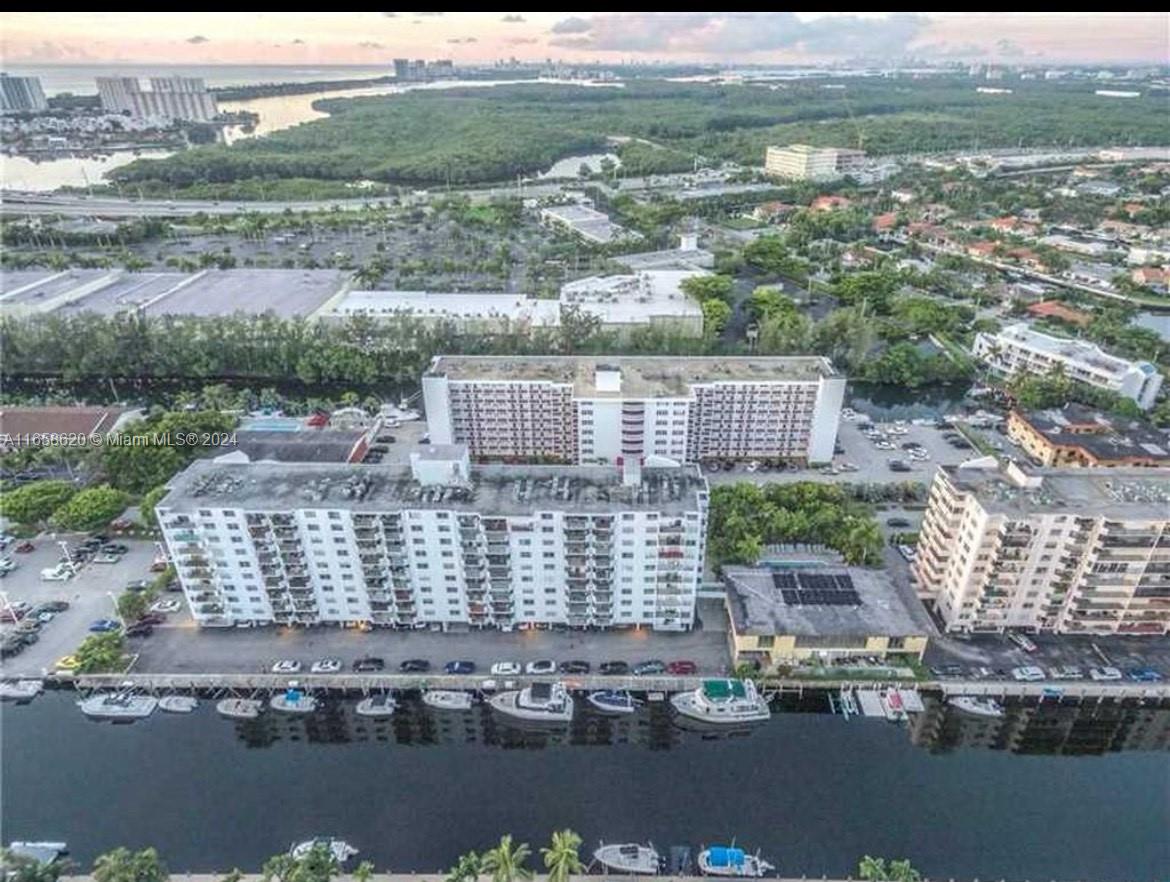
left=2, top=12, right=1166, bottom=67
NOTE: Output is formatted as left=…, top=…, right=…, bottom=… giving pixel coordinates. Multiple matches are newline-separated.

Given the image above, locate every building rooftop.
left=942, top=461, right=1170, bottom=518
left=318, top=290, right=560, bottom=325
left=426, top=355, right=838, bottom=397
left=540, top=204, right=638, bottom=244
left=724, top=565, right=926, bottom=638
left=159, top=459, right=708, bottom=516
left=994, top=323, right=1155, bottom=378
left=1012, top=406, right=1170, bottom=463
left=614, top=248, right=715, bottom=272
left=0, top=405, right=136, bottom=444
left=560, top=271, right=704, bottom=326
left=222, top=429, right=370, bottom=464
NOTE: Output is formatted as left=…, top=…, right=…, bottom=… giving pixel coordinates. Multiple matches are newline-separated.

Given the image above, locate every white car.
left=40, top=564, right=75, bottom=581
left=0, top=557, right=16, bottom=573
left=150, top=598, right=183, bottom=614
left=897, top=544, right=917, bottom=562
left=1089, top=666, right=1122, bottom=682
left=524, top=659, right=557, bottom=675
left=490, top=661, right=521, bottom=676
left=311, top=657, right=342, bottom=674
left=92, top=553, right=122, bottom=564
left=1011, top=666, right=1046, bottom=682
left=271, top=660, right=302, bottom=674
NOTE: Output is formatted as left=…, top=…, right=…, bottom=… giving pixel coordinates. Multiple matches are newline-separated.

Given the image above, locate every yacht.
left=593, top=842, right=660, bottom=874
left=587, top=690, right=640, bottom=715
left=290, top=839, right=358, bottom=863
left=949, top=695, right=1005, bottom=719
left=159, top=695, right=198, bottom=714
left=77, top=692, right=158, bottom=720
left=487, top=681, right=574, bottom=723
left=671, top=680, right=770, bottom=725
left=355, top=693, right=397, bottom=718
left=697, top=846, right=773, bottom=878
left=270, top=688, right=317, bottom=714
left=0, top=679, right=44, bottom=701
left=422, top=689, right=474, bottom=711
left=216, top=698, right=262, bottom=719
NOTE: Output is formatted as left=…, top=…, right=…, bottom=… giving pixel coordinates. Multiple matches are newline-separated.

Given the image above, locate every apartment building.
left=973, top=323, right=1163, bottom=409
left=1006, top=405, right=1170, bottom=468
left=422, top=355, right=845, bottom=466
left=0, top=74, right=48, bottom=113
left=764, top=144, right=866, bottom=182
left=913, top=460, right=1170, bottom=636
left=157, top=446, right=709, bottom=632
left=96, top=75, right=218, bottom=121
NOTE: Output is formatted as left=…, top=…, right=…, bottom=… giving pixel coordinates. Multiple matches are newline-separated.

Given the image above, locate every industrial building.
left=914, top=459, right=1170, bottom=636
left=422, top=355, right=845, bottom=466
left=96, top=75, right=218, bottom=122
left=973, top=323, right=1163, bottom=410
left=539, top=203, right=640, bottom=245
left=0, top=74, right=48, bottom=114
left=559, top=271, right=704, bottom=339
left=157, top=446, right=709, bottom=632
left=764, top=144, right=866, bottom=182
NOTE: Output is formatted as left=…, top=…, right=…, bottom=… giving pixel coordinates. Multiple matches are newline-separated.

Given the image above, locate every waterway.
left=2, top=691, right=1167, bottom=880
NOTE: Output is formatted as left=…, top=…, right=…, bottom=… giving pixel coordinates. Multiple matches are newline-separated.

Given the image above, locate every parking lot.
left=0, top=536, right=164, bottom=678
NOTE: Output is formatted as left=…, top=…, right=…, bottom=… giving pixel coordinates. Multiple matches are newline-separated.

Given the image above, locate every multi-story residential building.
left=764, top=144, right=865, bottom=181
left=0, top=74, right=48, bottom=113
left=973, top=323, right=1163, bottom=410
left=422, top=355, right=845, bottom=466
left=157, top=446, right=708, bottom=632
left=1006, top=405, right=1170, bottom=468
left=914, top=460, right=1170, bottom=636
left=96, top=75, right=218, bottom=121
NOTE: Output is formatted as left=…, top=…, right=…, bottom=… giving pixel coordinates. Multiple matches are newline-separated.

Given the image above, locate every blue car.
left=444, top=660, right=476, bottom=675
left=1126, top=667, right=1163, bottom=682
left=88, top=619, right=121, bottom=633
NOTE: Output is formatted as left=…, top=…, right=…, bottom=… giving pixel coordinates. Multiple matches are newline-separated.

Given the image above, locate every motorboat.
left=0, top=679, right=44, bottom=701
left=216, top=698, right=262, bottom=719
left=290, top=838, right=358, bottom=863
left=671, top=680, right=770, bottom=725
left=949, top=695, right=1005, bottom=719
left=77, top=692, right=158, bottom=720
left=159, top=695, right=198, bottom=714
left=587, top=690, right=640, bottom=715
left=593, top=842, right=660, bottom=874
left=881, top=689, right=907, bottom=722
left=270, top=688, right=317, bottom=714
left=697, top=846, right=773, bottom=878
left=7, top=842, right=68, bottom=865
left=422, top=689, right=474, bottom=711
left=355, top=693, right=397, bottom=718
left=487, top=681, right=574, bottom=723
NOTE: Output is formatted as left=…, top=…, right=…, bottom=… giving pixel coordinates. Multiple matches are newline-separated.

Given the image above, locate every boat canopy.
left=707, top=847, right=745, bottom=867
left=702, top=679, right=747, bottom=700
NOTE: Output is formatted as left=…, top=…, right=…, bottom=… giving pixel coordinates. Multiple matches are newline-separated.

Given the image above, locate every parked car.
left=666, top=660, right=698, bottom=675
left=1050, top=666, right=1083, bottom=680
left=1007, top=632, right=1038, bottom=653
left=1126, top=667, right=1163, bottom=683
left=490, top=661, right=521, bottom=676
left=524, top=659, right=557, bottom=675
left=311, top=657, right=343, bottom=674
left=125, top=580, right=150, bottom=593
left=88, top=619, right=121, bottom=633
left=151, top=599, right=183, bottom=614
left=633, top=659, right=667, bottom=676
left=444, top=660, right=476, bottom=675
left=1088, top=666, right=1123, bottom=682
left=270, top=659, right=302, bottom=674
left=40, top=600, right=69, bottom=612
left=40, top=564, right=75, bottom=581
left=558, top=660, right=591, bottom=675
left=102, top=543, right=129, bottom=555
left=14, top=541, right=34, bottom=554
left=886, top=517, right=912, bottom=528
left=54, top=655, right=80, bottom=672
left=92, top=553, right=122, bottom=565
left=135, top=613, right=166, bottom=626
left=35, top=611, right=56, bottom=624
left=396, top=658, right=426, bottom=673
left=124, top=623, right=153, bottom=638
left=599, top=661, right=630, bottom=676
left=897, top=544, right=917, bottom=562
left=1011, top=666, right=1045, bottom=682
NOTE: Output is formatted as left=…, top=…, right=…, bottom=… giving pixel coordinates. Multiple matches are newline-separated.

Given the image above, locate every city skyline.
left=2, top=12, right=1167, bottom=67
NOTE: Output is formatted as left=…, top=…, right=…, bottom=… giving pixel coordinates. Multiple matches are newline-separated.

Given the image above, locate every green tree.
left=1, top=849, right=72, bottom=882
left=0, top=479, right=76, bottom=526
left=117, top=590, right=153, bottom=623
left=746, top=286, right=794, bottom=321
left=92, top=848, right=167, bottom=882
left=701, top=298, right=732, bottom=336
left=262, top=844, right=339, bottom=882
left=482, top=835, right=532, bottom=882
left=75, top=632, right=127, bottom=673
left=139, top=484, right=169, bottom=529
left=352, top=861, right=375, bottom=882
left=541, top=830, right=583, bottom=882
left=858, top=856, right=922, bottom=882
left=680, top=274, right=734, bottom=303
left=446, top=851, right=483, bottom=882
left=49, top=485, right=131, bottom=532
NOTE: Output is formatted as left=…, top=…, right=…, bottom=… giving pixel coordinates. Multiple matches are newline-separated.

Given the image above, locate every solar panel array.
left=772, top=571, right=861, bottom=606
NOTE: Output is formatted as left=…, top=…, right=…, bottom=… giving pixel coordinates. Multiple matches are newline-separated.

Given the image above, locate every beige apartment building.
left=913, top=460, right=1170, bottom=636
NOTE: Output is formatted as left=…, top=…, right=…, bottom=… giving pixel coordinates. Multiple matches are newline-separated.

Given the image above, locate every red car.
left=667, top=660, right=698, bottom=675
left=14, top=542, right=35, bottom=554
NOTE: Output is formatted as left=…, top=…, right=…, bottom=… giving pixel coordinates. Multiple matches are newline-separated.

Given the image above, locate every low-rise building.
left=0, top=405, right=141, bottom=450
left=1006, top=405, right=1170, bottom=468
left=1025, top=300, right=1092, bottom=327
left=539, top=203, right=639, bottom=245
left=973, top=323, right=1163, bottom=410
left=724, top=562, right=929, bottom=667
left=914, top=460, right=1170, bottom=635
left=764, top=144, right=865, bottom=182
left=559, top=271, right=704, bottom=339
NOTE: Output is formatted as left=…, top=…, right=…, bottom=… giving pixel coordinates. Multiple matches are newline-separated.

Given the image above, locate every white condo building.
left=422, top=355, right=846, bottom=466
left=914, top=460, right=1170, bottom=636
left=0, top=74, right=48, bottom=113
left=157, top=447, right=709, bottom=632
left=973, top=323, right=1163, bottom=410
left=764, top=144, right=866, bottom=182
left=96, top=75, right=218, bottom=122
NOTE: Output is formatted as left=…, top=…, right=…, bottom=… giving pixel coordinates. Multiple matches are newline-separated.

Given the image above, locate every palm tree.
left=92, top=847, right=168, bottom=882
left=541, top=829, right=583, bottom=882
left=482, top=835, right=532, bottom=882
left=445, top=851, right=483, bottom=882
left=352, top=861, right=375, bottom=882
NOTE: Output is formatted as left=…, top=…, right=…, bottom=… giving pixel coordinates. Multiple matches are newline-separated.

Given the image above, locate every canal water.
left=2, top=691, right=1167, bottom=880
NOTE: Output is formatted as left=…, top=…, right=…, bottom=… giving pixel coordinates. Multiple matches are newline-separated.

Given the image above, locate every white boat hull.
left=216, top=698, right=262, bottom=719
left=488, top=689, right=574, bottom=723
left=159, top=695, right=198, bottom=713
left=949, top=696, right=1005, bottom=718
left=671, top=691, right=770, bottom=725
left=422, top=689, right=474, bottom=711
left=355, top=696, right=397, bottom=718
left=0, top=679, right=44, bottom=700
left=593, top=843, right=660, bottom=874
left=290, top=839, right=358, bottom=863
left=587, top=691, right=638, bottom=715
left=697, top=851, right=773, bottom=878
left=78, top=694, right=158, bottom=720
left=271, top=694, right=317, bottom=714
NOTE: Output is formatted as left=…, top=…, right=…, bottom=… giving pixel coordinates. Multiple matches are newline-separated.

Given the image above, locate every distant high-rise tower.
left=0, top=73, right=49, bottom=113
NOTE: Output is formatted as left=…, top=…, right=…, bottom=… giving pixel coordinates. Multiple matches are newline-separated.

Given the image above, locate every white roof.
left=323, top=291, right=560, bottom=325
left=560, top=270, right=704, bottom=325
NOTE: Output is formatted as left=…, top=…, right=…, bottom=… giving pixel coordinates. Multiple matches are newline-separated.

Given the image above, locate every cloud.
left=505, top=36, right=539, bottom=45
left=550, top=17, right=593, bottom=35
left=413, top=10, right=443, bottom=15
left=501, top=14, right=525, bottom=23
left=186, top=35, right=209, bottom=44
left=447, top=36, right=478, bottom=44
left=915, top=41, right=986, bottom=59
left=358, top=41, right=385, bottom=49
left=548, top=12, right=930, bottom=58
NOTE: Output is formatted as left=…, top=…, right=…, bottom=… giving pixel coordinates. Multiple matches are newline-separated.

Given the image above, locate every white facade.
left=914, top=461, right=1170, bottom=636
left=0, top=74, right=48, bottom=113
left=423, top=355, right=845, bottom=465
left=764, top=144, right=865, bottom=182
left=157, top=456, right=708, bottom=632
left=973, top=323, right=1163, bottom=410
left=96, top=75, right=218, bottom=122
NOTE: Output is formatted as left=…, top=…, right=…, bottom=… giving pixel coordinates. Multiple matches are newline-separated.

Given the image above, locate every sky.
left=2, top=12, right=1167, bottom=67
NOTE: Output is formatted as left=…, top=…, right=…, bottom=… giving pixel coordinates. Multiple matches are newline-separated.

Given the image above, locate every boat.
left=487, top=681, right=574, bottom=723
left=0, top=679, right=44, bottom=701
left=422, top=689, right=474, bottom=711
left=216, top=698, right=262, bottom=719
left=8, top=842, right=68, bottom=864
left=593, top=842, right=660, bottom=874
left=671, top=680, right=770, bottom=725
left=270, top=688, right=317, bottom=714
left=881, top=689, right=907, bottom=722
left=77, top=692, right=158, bottom=720
left=290, top=838, right=358, bottom=863
left=697, top=846, right=773, bottom=878
left=587, top=690, right=640, bottom=715
left=949, top=696, right=1004, bottom=718
left=355, top=693, right=397, bottom=718
left=158, top=695, right=198, bottom=714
